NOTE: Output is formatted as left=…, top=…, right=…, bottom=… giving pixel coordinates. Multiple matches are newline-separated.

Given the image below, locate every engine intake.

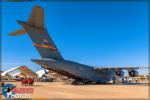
left=115, top=70, right=124, bottom=77
left=128, top=70, right=138, bottom=77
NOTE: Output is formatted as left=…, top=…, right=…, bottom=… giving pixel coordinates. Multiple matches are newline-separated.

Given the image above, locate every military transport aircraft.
left=10, top=5, right=139, bottom=84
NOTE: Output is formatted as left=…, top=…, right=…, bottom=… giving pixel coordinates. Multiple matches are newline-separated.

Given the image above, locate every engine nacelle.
left=115, top=70, right=124, bottom=77
left=128, top=70, right=138, bottom=77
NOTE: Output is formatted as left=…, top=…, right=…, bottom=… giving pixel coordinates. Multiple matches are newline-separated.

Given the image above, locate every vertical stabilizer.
left=28, top=5, right=44, bottom=30
left=11, top=6, right=64, bottom=60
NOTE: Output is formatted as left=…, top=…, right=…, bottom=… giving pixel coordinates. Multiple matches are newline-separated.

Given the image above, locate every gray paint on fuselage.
left=32, top=59, right=116, bottom=82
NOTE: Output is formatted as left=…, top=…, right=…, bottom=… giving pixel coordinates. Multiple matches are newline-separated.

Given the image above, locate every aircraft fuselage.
left=32, top=59, right=116, bottom=83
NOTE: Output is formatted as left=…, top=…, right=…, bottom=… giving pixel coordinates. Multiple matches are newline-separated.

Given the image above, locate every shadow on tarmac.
left=65, top=82, right=150, bottom=86
left=115, top=82, right=150, bottom=86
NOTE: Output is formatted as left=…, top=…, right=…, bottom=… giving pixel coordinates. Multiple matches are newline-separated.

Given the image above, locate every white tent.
left=36, top=69, right=49, bottom=78
left=1, top=66, right=21, bottom=76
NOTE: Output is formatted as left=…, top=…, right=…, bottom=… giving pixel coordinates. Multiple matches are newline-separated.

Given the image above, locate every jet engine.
left=128, top=70, right=138, bottom=77
left=115, top=70, right=124, bottom=77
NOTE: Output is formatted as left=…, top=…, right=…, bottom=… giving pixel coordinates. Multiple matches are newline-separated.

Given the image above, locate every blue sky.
left=1, top=1, right=149, bottom=74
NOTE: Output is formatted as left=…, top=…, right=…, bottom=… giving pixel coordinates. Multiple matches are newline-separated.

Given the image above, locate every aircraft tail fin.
left=10, top=6, right=44, bottom=36
left=28, top=5, right=44, bottom=30
left=10, top=6, right=64, bottom=60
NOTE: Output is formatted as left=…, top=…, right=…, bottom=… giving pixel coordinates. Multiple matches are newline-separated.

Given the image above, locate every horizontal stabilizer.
left=9, top=29, right=26, bottom=36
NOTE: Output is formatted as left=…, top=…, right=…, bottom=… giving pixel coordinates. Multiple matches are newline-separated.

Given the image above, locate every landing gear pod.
left=128, top=70, right=138, bottom=77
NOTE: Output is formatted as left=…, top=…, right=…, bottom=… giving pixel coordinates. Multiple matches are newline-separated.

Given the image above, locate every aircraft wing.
left=94, top=67, right=139, bottom=71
